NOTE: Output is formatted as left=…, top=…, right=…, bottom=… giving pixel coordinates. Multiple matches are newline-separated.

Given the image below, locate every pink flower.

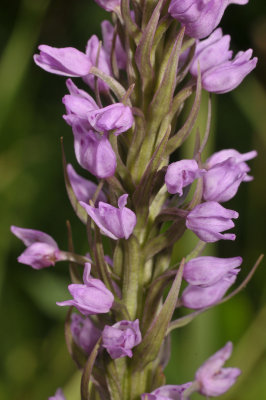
left=80, top=194, right=136, bottom=240
left=10, top=226, right=65, bottom=269
left=196, top=342, right=241, bottom=396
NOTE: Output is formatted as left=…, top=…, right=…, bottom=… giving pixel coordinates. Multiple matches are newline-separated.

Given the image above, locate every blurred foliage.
left=0, top=0, right=266, bottom=399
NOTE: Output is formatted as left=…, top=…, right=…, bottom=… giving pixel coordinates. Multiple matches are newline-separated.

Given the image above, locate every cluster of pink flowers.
left=11, top=0, right=259, bottom=399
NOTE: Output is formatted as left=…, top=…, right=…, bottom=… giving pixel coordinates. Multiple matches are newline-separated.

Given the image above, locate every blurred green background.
left=1, top=0, right=266, bottom=399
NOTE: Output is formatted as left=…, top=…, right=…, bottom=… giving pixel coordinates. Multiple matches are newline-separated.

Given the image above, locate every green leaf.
left=147, top=27, right=185, bottom=137
left=65, top=306, right=87, bottom=368
left=66, top=220, right=82, bottom=284
left=166, top=68, right=202, bottom=156
left=121, top=235, right=142, bottom=320
left=121, top=0, right=141, bottom=43
left=105, top=358, right=123, bottom=400
left=144, top=219, right=186, bottom=260
left=133, top=260, right=185, bottom=370
left=113, top=241, right=124, bottom=277
left=135, top=0, right=164, bottom=81
left=133, top=117, right=171, bottom=218
left=141, top=270, right=176, bottom=333
left=81, top=338, right=102, bottom=400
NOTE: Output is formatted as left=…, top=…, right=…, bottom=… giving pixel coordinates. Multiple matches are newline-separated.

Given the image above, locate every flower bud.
left=88, top=103, right=134, bottom=135
left=195, top=342, right=241, bottom=396
left=10, top=226, right=64, bottom=269
left=190, top=28, right=257, bottom=93
left=186, top=201, right=239, bottom=242
left=165, top=159, right=205, bottom=195
left=34, top=45, right=91, bottom=77
left=141, top=383, right=193, bottom=400
left=71, top=313, right=101, bottom=354
left=102, top=319, right=141, bottom=359
left=168, top=0, right=248, bottom=39
left=57, top=263, right=114, bottom=315
left=181, top=271, right=239, bottom=309
left=80, top=194, right=136, bottom=240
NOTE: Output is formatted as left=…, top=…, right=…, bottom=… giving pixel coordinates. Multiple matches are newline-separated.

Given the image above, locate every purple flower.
left=93, top=0, right=121, bottom=12
left=183, top=256, right=242, bottom=286
left=203, top=148, right=257, bottom=201
left=63, top=79, right=98, bottom=126
left=67, top=164, right=106, bottom=204
left=141, top=383, right=193, bottom=400
left=165, top=159, right=205, bottom=195
left=102, top=319, right=142, bottom=359
left=72, top=121, right=117, bottom=178
left=10, top=226, right=65, bottom=269
left=186, top=201, right=239, bottom=242
left=83, top=35, right=112, bottom=92
left=80, top=194, right=137, bottom=240
left=48, top=388, right=66, bottom=400
left=195, top=342, right=241, bottom=396
left=70, top=313, right=101, bottom=354
left=57, top=263, right=114, bottom=315
left=205, top=148, right=257, bottom=174
left=34, top=45, right=91, bottom=77
left=190, top=28, right=257, bottom=93
left=63, top=80, right=133, bottom=136
left=168, top=0, right=249, bottom=39
left=181, top=271, right=239, bottom=309
left=101, top=20, right=126, bottom=70
left=88, top=103, right=134, bottom=135
left=203, top=159, right=245, bottom=202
